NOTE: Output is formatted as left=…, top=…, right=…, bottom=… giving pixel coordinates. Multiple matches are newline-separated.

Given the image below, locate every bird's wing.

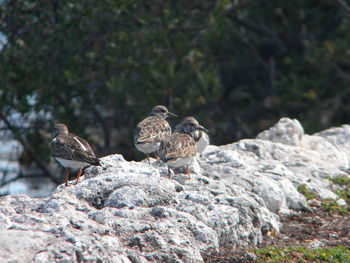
left=51, top=134, right=99, bottom=165
left=74, top=136, right=96, bottom=157
left=134, top=116, right=171, bottom=144
left=159, top=134, right=196, bottom=161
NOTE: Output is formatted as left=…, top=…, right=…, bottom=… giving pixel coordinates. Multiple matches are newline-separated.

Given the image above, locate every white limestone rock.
left=1, top=118, right=350, bottom=262
left=256, top=118, right=304, bottom=146
left=337, top=199, right=347, bottom=206
left=256, top=117, right=348, bottom=168
left=0, top=154, right=279, bottom=263
left=314, top=124, right=350, bottom=162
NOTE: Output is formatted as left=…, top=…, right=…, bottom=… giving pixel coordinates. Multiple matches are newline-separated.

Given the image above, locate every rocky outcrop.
left=1, top=118, right=349, bottom=263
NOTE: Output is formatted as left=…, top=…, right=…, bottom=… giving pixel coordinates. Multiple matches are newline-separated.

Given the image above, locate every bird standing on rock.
left=180, top=117, right=210, bottom=156
left=134, top=105, right=177, bottom=163
left=158, top=117, right=209, bottom=178
left=50, top=123, right=100, bottom=186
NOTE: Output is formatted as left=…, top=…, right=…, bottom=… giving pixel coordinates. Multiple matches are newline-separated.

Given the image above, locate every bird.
left=180, top=117, right=210, bottom=156
left=158, top=117, right=209, bottom=178
left=50, top=123, right=100, bottom=186
left=134, top=105, right=177, bottom=164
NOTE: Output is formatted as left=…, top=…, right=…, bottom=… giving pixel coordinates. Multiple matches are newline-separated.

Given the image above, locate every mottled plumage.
left=159, top=118, right=209, bottom=178
left=51, top=123, right=100, bottom=186
left=159, top=133, right=197, bottom=166
left=134, top=105, right=176, bottom=163
left=179, top=117, right=210, bottom=155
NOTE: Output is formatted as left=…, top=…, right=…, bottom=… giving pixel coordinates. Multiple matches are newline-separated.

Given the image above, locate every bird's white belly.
left=167, top=157, right=193, bottom=168
left=135, top=142, right=160, bottom=153
left=55, top=158, right=88, bottom=168
left=196, top=134, right=210, bottom=154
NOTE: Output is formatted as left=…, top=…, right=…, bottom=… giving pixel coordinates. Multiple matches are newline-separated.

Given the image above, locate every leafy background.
left=1, top=0, right=350, bottom=179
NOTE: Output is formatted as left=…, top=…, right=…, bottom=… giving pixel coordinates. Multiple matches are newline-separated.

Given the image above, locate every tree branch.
left=337, top=0, right=350, bottom=17
left=0, top=111, right=53, bottom=180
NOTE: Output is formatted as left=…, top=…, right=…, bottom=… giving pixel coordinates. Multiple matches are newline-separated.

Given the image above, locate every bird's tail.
left=87, top=157, right=101, bottom=166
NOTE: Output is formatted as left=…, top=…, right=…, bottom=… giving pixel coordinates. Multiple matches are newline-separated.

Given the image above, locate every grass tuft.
left=327, top=176, right=350, bottom=202
left=251, top=246, right=350, bottom=263
left=321, top=199, right=348, bottom=214
left=297, top=184, right=318, bottom=200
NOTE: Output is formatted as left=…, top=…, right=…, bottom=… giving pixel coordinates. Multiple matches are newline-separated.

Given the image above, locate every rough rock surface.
left=1, top=118, right=350, bottom=263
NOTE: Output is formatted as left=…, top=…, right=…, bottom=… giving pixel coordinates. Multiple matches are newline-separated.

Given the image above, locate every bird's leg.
left=65, top=168, right=69, bottom=186
left=154, top=152, right=160, bottom=164
left=185, top=167, right=191, bottom=179
left=168, top=166, right=171, bottom=179
left=146, top=153, right=150, bottom=164
left=75, top=169, right=83, bottom=185
left=82, top=166, right=88, bottom=175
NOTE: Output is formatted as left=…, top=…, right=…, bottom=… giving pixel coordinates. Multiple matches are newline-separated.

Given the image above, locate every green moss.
left=297, top=184, right=318, bottom=200
left=327, top=176, right=350, bottom=187
left=322, top=176, right=350, bottom=214
left=321, top=199, right=348, bottom=214
left=295, top=177, right=350, bottom=214
left=251, top=246, right=350, bottom=263
left=327, top=176, right=350, bottom=202
left=334, top=189, right=350, bottom=202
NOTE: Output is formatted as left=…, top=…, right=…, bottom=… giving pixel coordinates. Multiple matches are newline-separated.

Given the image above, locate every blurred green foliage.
left=1, top=0, right=350, bottom=162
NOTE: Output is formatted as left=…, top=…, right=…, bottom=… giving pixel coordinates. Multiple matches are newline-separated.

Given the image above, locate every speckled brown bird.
left=179, top=117, right=210, bottom=156
left=134, top=105, right=177, bottom=163
left=50, top=123, right=100, bottom=186
left=158, top=117, right=209, bottom=178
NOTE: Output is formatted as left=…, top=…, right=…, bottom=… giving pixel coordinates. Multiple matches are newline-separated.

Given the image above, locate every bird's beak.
left=196, top=125, right=209, bottom=133
left=167, top=111, right=178, bottom=118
